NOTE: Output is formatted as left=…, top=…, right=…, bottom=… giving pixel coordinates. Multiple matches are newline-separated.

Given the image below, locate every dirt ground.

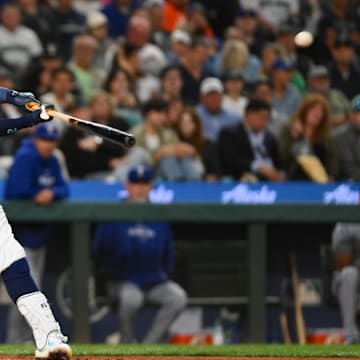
left=2, top=357, right=360, bottom=360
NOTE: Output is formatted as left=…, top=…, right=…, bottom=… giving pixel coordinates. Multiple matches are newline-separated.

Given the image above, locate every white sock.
left=16, top=291, right=60, bottom=350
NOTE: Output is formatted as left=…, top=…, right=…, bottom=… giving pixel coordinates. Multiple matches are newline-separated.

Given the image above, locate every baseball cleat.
left=35, top=330, right=72, bottom=360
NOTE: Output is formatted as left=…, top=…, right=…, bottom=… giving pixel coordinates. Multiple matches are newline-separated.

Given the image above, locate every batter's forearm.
left=0, top=113, right=37, bottom=136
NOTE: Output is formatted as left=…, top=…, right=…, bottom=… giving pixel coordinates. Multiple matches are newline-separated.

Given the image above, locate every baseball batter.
left=332, top=223, right=360, bottom=344
left=0, top=88, right=71, bottom=359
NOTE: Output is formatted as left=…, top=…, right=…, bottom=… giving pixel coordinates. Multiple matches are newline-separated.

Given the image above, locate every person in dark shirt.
left=93, top=165, right=187, bottom=343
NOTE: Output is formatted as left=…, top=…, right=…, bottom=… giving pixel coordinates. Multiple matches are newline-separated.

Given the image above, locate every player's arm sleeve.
left=5, top=156, right=38, bottom=199
left=163, top=224, right=175, bottom=274
left=51, top=160, right=70, bottom=200
left=0, top=114, right=38, bottom=136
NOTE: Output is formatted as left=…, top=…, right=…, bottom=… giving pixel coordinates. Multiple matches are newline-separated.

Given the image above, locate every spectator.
left=196, top=77, right=239, bottom=142
left=185, top=2, right=214, bottom=38
left=160, top=65, right=183, bottom=102
left=93, top=164, right=187, bottom=343
left=103, top=68, right=140, bottom=127
left=336, top=95, right=360, bottom=181
left=68, top=35, right=106, bottom=104
left=162, top=0, right=189, bottom=33
left=222, top=69, right=248, bottom=119
left=250, top=78, right=288, bottom=139
left=143, top=0, right=167, bottom=50
left=176, top=108, right=221, bottom=181
left=307, top=65, right=350, bottom=133
left=86, top=11, right=117, bottom=75
left=260, top=42, right=287, bottom=79
left=102, top=0, right=141, bottom=38
left=51, top=0, right=86, bottom=61
left=218, top=99, right=284, bottom=181
left=166, top=97, right=184, bottom=129
left=270, top=58, right=302, bottom=117
left=131, top=98, right=201, bottom=180
left=17, top=0, right=58, bottom=50
left=5, top=123, right=69, bottom=344
left=234, top=7, right=268, bottom=57
left=59, top=101, right=129, bottom=179
left=178, top=36, right=211, bottom=104
left=0, top=3, right=43, bottom=82
left=279, top=93, right=340, bottom=181
left=212, top=39, right=261, bottom=83
left=167, top=29, right=192, bottom=64
left=331, top=223, right=360, bottom=344
left=41, top=67, right=79, bottom=135
left=328, top=37, right=360, bottom=100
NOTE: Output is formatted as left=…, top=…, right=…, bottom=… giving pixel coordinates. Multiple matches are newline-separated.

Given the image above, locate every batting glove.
left=32, top=104, right=55, bottom=123
left=7, top=90, right=41, bottom=107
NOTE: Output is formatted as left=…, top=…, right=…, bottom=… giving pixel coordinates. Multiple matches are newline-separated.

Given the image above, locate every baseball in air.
left=294, top=31, right=314, bottom=48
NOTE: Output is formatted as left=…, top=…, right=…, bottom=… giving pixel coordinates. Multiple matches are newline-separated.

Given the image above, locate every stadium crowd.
left=0, top=0, right=359, bottom=183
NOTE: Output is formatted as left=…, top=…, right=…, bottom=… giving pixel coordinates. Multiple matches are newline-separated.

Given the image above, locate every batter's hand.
left=32, top=104, right=55, bottom=123
left=7, top=90, right=41, bottom=108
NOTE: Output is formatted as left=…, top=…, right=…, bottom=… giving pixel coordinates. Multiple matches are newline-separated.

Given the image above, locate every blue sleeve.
left=93, top=223, right=118, bottom=267
left=50, top=159, right=69, bottom=200
left=5, top=155, right=38, bottom=199
left=0, top=87, right=9, bottom=103
left=0, top=114, right=37, bottom=136
left=163, top=224, right=175, bottom=274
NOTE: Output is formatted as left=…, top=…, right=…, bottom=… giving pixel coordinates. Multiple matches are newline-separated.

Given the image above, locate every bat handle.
left=25, top=101, right=41, bottom=112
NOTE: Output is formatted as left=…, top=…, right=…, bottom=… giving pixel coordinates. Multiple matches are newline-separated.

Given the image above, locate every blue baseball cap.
left=34, top=123, right=60, bottom=141
left=127, top=165, right=153, bottom=183
left=351, top=95, right=360, bottom=112
left=271, top=58, right=294, bottom=71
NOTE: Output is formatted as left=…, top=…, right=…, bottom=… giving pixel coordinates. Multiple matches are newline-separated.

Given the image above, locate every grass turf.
left=1, top=344, right=360, bottom=357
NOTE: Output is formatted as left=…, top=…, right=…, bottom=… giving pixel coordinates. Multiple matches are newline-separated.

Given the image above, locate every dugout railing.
left=2, top=201, right=360, bottom=343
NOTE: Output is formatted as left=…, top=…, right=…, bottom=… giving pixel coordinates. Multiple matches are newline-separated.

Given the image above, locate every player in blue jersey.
left=0, top=88, right=71, bottom=360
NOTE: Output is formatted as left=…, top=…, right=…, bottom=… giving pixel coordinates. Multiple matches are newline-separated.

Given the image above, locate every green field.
left=1, top=344, right=360, bottom=357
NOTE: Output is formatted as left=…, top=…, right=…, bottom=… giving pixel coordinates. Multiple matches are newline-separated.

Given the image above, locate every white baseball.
left=294, top=31, right=314, bottom=48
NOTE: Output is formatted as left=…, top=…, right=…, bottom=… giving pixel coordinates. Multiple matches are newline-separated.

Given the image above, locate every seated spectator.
left=250, top=78, right=288, bottom=139
left=59, top=103, right=129, bottom=179
left=176, top=108, right=221, bottom=181
left=51, top=0, right=85, bottom=61
left=131, top=98, right=201, bottom=181
left=0, top=3, right=43, bottom=83
left=167, top=29, right=192, bottom=64
left=279, top=94, right=340, bottom=181
left=162, top=0, right=189, bottom=33
left=143, top=0, right=168, bottom=50
left=234, top=7, right=268, bottom=58
left=307, top=65, right=350, bottom=134
left=336, top=95, right=360, bottom=181
left=212, top=39, right=261, bottom=83
left=103, top=68, right=141, bottom=127
left=86, top=11, right=117, bottom=75
left=270, top=58, right=302, bottom=117
left=196, top=77, right=239, bottom=142
left=68, top=35, right=106, bottom=104
left=93, top=164, right=187, bottom=343
left=4, top=122, right=69, bottom=344
left=41, top=67, right=79, bottom=135
left=160, top=65, right=183, bottom=102
left=17, top=0, right=58, bottom=50
left=331, top=223, right=360, bottom=344
left=185, top=2, right=214, bottom=38
left=178, top=36, right=212, bottom=105
left=328, top=37, right=360, bottom=100
left=218, top=99, right=284, bottom=181
left=166, top=97, right=184, bottom=129
left=102, top=0, right=141, bottom=39
left=221, top=70, right=248, bottom=119
left=260, top=42, right=287, bottom=79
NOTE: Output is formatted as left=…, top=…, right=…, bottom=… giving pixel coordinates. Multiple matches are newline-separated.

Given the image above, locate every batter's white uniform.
left=0, top=205, right=26, bottom=273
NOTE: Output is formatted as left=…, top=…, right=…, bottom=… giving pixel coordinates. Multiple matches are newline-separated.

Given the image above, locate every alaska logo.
left=323, top=185, right=359, bottom=204
left=222, top=184, right=277, bottom=204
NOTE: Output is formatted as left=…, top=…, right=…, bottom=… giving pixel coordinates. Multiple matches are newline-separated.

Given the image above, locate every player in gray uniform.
left=332, top=223, right=360, bottom=344
left=0, top=88, right=71, bottom=359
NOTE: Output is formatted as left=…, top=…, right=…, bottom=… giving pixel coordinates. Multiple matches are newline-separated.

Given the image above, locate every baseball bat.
left=279, top=312, right=292, bottom=344
left=290, top=253, right=306, bottom=344
left=25, top=102, right=136, bottom=148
